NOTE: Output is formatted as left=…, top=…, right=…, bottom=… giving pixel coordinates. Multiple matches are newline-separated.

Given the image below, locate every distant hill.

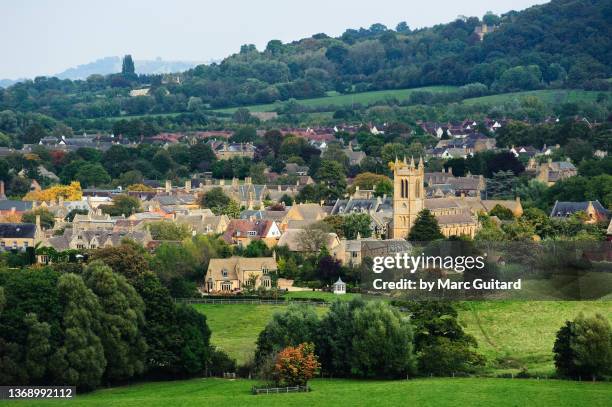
left=0, top=56, right=211, bottom=86
left=55, top=56, right=208, bottom=80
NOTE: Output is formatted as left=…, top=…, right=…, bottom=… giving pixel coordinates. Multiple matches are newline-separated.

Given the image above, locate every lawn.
left=10, top=377, right=612, bottom=407
left=458, top=301, right=612, bottom=376
left=213, top=85, right=458, bottom=113
left=193, top=304, right=327, bottom=364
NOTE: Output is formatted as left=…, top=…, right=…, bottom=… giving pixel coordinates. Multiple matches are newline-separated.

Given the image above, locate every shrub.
left=274, top=343, right=320, bottom=386
left=553, top=313, right=612, bottom=380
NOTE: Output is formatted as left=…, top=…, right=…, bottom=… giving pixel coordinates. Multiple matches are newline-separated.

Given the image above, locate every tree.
left=349, top=301, right=416, bottom=379
left=23, top=313, right=52, bottom=382
left=255, top=305, right=320, bottom=367
left=152, top=150, right=174, bottom=175
left=82, top=261, right=147, bottom=382
left=100, top=194, right=141, bottom=217
left=200, top=187, right=231, bottom=213
left=244, top=239, right=271, bottom=257
left=148, top=222, right=190, bottom=241
left=189, top=143, right=216, bottom=171
left=121, top=55, right=135, bottom=76
left=89, top=244, right=150, bottom=283
left=315, top=160, right=347, bottom=197
left=50, top=273, right=106, bottom=390
left=231, top=126, right=257, bottom=143
left=274, top=343, right=320, bottom=386
left=22, top=208, right=55, bottom=229
left=405, top=301, right=485, bottom=375
left=407, top=209, right=443, bottom=241
left=342, top=213, right=372, bottom=239
left=75, top=163, right=111, bottom=188
left=489, top=204, right=514, bottom=220
left=298, top=223, right=331, bottom=253
left=553, top=313, right=612, bottom=380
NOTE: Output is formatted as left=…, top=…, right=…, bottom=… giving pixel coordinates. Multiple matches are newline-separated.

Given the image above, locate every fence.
left=174, top=298, right=329, bottom=307
left=252, top=385, right=310, bottom=395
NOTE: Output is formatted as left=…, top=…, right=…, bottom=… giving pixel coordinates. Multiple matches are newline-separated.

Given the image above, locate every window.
left=221, top=282, right=232, bottom=291
left=24, top=241, right=28, bottom=248
left=222, top=269, right=228, bottom=278
left=12, top=241, right=17, bottom=249
left=262, top=267, right=269, bottom=275
left=247, top=230, right=257, bottom=237
left=1, top=241, right=5, bottom=247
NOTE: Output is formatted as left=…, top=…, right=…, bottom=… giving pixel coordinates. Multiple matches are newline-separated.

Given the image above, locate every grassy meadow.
left=213, top=86, right=458, bottom=113
left=8, top=377, right=611, bottom=407
left=462, top=89, right=611, bottom=105
left=195, top=300, right=612, bottom=375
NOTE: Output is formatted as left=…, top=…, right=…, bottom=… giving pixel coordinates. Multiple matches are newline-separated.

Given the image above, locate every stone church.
left=392, top=157, right=486, bottom=239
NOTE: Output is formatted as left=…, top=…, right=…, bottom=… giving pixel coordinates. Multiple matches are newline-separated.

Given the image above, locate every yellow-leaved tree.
left=23, top=181, right=82, bottom=202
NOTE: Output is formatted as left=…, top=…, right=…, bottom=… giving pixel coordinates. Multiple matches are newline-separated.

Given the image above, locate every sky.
left=1, top=0, right=548, bottom=79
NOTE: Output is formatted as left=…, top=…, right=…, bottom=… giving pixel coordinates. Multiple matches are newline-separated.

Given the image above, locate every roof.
left=0, top=200, right=33, bottom=212
left=277, top=228, right=340, bottom=252
left=206, top=256, right=277, bottom=281
left=435, top=212, right=477, bottom=226
left=0, top=223, right=36, bottom=238
left=550, top=201, right=609, bottom=218
left=222, top=219, right=276, bottom=243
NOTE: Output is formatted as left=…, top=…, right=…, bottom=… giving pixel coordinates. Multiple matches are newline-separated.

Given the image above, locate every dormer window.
left=247, top=231, right=257, bottom=236
left=262, top=267, right=269, bottom=275
left=222, top=269, right=228, bottom=278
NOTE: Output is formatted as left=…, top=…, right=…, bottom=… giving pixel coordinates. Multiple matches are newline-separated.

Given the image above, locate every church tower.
left=392, top=156, right=425, bottom=239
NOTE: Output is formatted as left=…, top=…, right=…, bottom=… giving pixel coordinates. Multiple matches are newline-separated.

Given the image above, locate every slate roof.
left=550, top=200, right=609, bottom=218
left=0, top=200, right=33, bottom=212
left=0, top=223, right=36, bottom=238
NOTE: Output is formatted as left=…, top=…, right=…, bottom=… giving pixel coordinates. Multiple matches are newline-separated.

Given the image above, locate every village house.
left=0, top=217, right=44, bottom=251
left=550, top=201, right=609, bottom=223
left=44, top=228, right=152, bottom=251
left=208, top=140, right=256, bottom=160
left=279, top=202, right=331, bottom=230
left=536, top=159, right=577, bottom=186
left=222, top=219, right=281, bottom=247
left=175, top=210, right=230, bottom=235
left=204, top=256, right=277, bottom=293
left=277, top=228, right=343, bottom=258
left=339, top=236, right=412, bottom=267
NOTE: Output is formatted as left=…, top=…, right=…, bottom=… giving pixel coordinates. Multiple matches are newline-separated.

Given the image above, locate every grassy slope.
left=196, top=300, right=612, bottom=374
left=213, top=86, right=458, bottom=113
left=10, top=378, right=612, bottom=407
left=193, top=304, right=327, bottom=365
left=462, top=89, right=610, bottom=105
left=458, top=301, right=612, bottom=376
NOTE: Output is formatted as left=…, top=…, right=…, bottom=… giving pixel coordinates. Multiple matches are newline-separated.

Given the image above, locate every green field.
left=462, top=89, right=611, bottom=105
left=195, top=300, right=612, bottom=373
left=459, top=301, right=612, bottom=376
left=9, top=377, right=612, bottom=407
left=213, top=86, right=458, bottom=113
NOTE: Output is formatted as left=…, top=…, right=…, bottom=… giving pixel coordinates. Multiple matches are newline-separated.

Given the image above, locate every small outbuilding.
left=333, top=277, right=346, bottom=295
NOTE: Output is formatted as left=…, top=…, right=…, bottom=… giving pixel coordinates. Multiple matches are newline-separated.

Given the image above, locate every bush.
left=553, top=313, right=612, bottom=380
left=273, top=343, right=320, bottom=386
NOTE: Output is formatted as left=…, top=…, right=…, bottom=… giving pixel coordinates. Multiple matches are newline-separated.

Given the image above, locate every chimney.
left=35, top=214, right=41, bottom=229
left=185, top=180, right=191, bottom=192
left=448, top=167, right=453, bottom=176
left=0, top=180, right=5, bottom=199
left=165, top=180, right=172, bottom=193
left=59, top=195, right=64, bottom=206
